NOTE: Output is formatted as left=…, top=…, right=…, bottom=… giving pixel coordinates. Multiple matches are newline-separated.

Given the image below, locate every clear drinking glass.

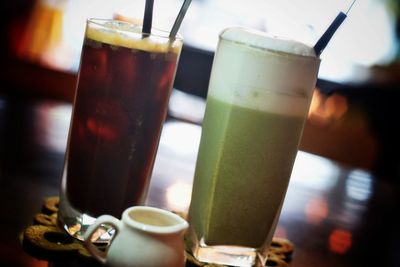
left=57, top=19, right=183, bottom=240
left=187, top=27, right=320, bottom=267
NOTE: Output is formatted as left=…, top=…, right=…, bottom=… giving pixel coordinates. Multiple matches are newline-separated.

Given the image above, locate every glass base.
left=191, top=238, right=268, bottom=267
left=57, top=195, right=113, bottom=242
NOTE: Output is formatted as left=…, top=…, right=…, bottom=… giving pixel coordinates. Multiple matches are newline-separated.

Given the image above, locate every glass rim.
left=87, top=18, right=183, bottom=41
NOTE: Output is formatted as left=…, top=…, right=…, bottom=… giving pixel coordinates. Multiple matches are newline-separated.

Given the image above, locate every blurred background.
left=1, top=0, right=400, bottom=180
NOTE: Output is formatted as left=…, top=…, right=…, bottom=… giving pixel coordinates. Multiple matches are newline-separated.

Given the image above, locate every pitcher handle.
left=83, top=215, right=122, bottom=264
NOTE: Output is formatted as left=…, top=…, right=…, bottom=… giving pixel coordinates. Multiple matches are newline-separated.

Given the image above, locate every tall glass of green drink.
left=187, top=27, right=320, bottom=267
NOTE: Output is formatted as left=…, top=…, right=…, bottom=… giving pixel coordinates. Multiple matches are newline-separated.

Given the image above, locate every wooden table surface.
left=0, top=94, right=399, bottom=267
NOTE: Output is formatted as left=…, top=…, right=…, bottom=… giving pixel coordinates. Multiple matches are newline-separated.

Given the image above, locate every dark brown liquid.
left=65, top=37, right=179, bottom=217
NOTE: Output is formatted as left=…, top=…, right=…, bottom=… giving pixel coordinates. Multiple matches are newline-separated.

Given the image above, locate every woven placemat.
left=21, top=197, right=293, bottom=267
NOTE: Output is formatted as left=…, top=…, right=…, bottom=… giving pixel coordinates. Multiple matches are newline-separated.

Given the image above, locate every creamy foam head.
left=220, top=27, right=316, bottom=57
left=86, top=19, right=182, bottom=53
left=208, top=27, right=319, bottom=117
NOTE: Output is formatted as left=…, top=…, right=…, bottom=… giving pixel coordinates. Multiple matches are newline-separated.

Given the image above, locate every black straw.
left=142, top=0, right=154, bottom=35
left=313, top=12, right=346, bottom=56
left=169, top=0, right=192, bottom=39
left=313, top=0, right=356, bottom=56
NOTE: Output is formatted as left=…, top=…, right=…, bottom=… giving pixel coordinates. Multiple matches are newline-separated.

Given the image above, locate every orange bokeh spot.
left=329, top=229, right=352, bottom=254
left=304, top=196, right=329, bottom=225
left=308, top=90, right=348, bottom=125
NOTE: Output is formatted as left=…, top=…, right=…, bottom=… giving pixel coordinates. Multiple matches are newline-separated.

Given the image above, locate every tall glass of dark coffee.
left=57, top=19, right=183, bottom=240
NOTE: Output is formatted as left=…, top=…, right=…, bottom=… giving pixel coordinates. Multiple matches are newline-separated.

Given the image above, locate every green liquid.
left=189, top=96, right=305, bottom=248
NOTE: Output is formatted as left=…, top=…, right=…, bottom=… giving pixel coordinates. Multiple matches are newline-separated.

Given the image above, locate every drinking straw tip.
left=346, top=0, right=357, bottom=15
left=313, top=12, right=346, bottom=56
left=313, top=0, right=356, bottom=56
left=142, top=0, right=154, bottom=35
left=170, top=0, right=192, bottom=39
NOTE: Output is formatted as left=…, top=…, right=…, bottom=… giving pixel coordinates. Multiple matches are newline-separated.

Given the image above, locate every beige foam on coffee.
left=86, top=20, right=181, bottom=54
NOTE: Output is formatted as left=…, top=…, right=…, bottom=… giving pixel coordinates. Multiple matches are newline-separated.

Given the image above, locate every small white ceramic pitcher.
left=83, top=206, right=189, bottom=267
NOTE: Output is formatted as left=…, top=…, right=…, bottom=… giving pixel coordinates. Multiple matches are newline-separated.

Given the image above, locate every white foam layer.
left=86, top=19, right=182, bottom=54
left=221, top=27, right=316, bottom=57
left=208, top=27, right=319, bottom=117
